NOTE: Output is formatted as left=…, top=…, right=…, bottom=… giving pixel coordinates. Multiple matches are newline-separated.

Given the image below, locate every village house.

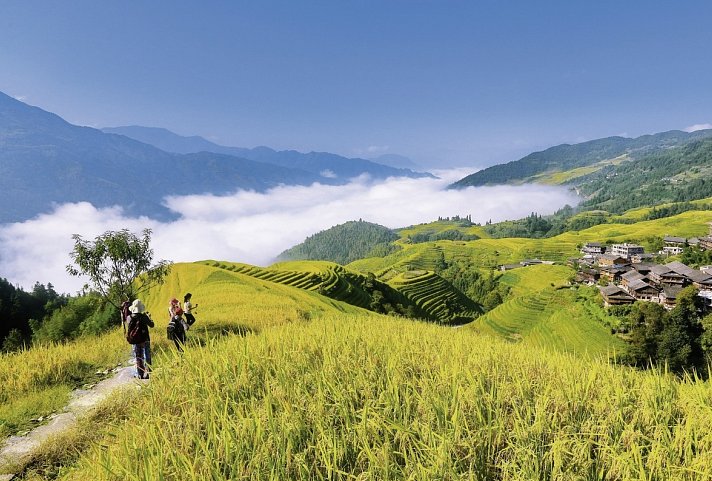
left=663, top=236, right=686, bottom=247
left=661, top=236, right=686, bottom=256
left=575, top=268, right=600, bottom=285
left=610, top=243, right=645, bottom=260
left=597, top=254, right=629, bottom=268
left=666, top=261, right=712, bottom=290
left=581, top=242, right=606, bottom=255
left=619, top=270, right=659, bottom=301
left=620, top=270, right=646, bottom=289
left=659, top=285, right=684, bottom=309
left=599, top=285, right=634, bottom=307
left=648, top=264, right=688, bottom=287
left=626, top=279, right=660, bottom=301
left=520, top=259, right=544, bottom=266
left=699, top=290, right=712, bottom=311
left=499, top=263, right=523, bottom=271
left=631, top=263, right=655, bottom=276
left=600, top=265, right=631, bottom=283
left=631, top=253, right=655, bottom=263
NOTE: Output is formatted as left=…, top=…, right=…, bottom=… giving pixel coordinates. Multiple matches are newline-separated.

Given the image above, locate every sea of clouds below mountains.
left=0, top=169, right=579, bottom=294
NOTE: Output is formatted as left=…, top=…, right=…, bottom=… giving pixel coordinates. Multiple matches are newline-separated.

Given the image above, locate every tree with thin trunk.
left=66, top=229, right=172, bottom=310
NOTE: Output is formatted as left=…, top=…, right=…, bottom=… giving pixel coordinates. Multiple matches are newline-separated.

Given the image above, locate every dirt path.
left=0, top=361, right=146, bottom=478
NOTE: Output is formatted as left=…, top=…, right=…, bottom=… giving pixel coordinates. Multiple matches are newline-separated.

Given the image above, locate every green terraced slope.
left=387, top=270, right=482, bottom=323
left=199, top=260, right=479, bottom=324
left=472, top=286, right=623, bottom=357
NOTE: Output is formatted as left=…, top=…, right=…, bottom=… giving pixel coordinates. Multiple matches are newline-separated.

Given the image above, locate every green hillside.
left=452, top=130, right=712, bottom=219
left=451, top=129, right=712, bottom=188
left=348, top=208, right=712, bottom=278
left=576, top=138, right=712, bottom=213
left=468, top=264, right=621, bottom=356
left=387, top=270, right=482, bottom=323
left=276, top=220, right=399, bottom=265
left=197, top=259, right=480, bottom=323
left=472, top=283, right=622, bottom=356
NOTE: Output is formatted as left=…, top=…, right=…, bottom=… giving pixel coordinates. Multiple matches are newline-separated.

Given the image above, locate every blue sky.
left=2, top=1, right=711, bottom=167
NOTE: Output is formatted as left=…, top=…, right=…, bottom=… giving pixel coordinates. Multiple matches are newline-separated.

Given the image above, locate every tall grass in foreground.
left=0, top=334, right=127, bottom=437
left=62, top=315, right=712, bottom=480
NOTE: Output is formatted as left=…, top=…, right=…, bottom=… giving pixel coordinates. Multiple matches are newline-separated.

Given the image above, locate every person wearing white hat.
left=127, top=299, right=155, bottom=379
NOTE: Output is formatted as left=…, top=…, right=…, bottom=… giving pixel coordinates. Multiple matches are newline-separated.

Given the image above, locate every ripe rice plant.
left=0, top=333, right=127, bottom=438
left=58, top=314, right=712, bottom=480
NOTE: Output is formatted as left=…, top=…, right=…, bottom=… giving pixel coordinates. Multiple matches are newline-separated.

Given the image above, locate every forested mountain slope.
left=276, top=220, right=399, bottom=265
left=451, top=129, right=712, bottom=189
left=576, top=138, right=712, bottom=213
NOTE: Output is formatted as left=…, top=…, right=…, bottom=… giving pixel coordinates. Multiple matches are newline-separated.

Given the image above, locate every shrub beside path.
left=0, top=361, right=145, bottom=479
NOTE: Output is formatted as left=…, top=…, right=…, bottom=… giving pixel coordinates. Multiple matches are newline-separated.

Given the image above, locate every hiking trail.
left=0, top=360, right=146, bottom=479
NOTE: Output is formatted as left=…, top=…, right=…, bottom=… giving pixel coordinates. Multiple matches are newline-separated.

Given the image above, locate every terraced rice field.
left=200, top=261, right=374, bottom=309
left=499, top=264, right=574, bottom=296
left=200, top=260, right=470, bottom=323
left=473, top=287, right=623, bottom=357
left=387, top=270, right=481, bottom=323
left=349, top=208, right=712, bottom=287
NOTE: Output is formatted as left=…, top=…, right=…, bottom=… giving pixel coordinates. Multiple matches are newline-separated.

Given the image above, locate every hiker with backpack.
left=167, top=305, right=189, bottom=351
left=126, top=299, right=154, bottom=379
left=183, top=293, right=198, bottom=327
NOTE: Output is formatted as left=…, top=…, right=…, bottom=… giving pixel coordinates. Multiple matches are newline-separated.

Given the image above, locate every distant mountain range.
left=451, top=129, right=712, bottom=213
left=451, top=129, right=712, bottom=188
left=102, top=125, right=428, bottom=182
left=0, top=92, right=429, bottom=223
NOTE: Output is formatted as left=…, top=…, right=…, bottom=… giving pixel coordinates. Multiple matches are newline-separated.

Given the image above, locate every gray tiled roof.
left=663, top=236, right=686, bottom=244
left=651, top=264, right=673, bottom=275
left=628, top=279, right=656, bottom=292
left=622, top=271, right=645, bottom=281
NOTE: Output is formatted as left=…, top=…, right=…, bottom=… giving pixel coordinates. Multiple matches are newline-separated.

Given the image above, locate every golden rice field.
left=54, top=314, right=712, bottom=481
left=0, top=263, right=362, bottom=442
left=0, top=334, right=127, bottom=439
left=6, top=207, right=712, bottom=479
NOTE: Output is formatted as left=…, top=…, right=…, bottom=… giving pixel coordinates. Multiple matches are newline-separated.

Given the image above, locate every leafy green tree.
left=625, top=302, right=665, bottom=366
left=66, top=229, right=171, bottom=310
left=657, top=287, right=703, bottom=373
left=483, top=290, right=503, bottom=312
left=700, top=313, right=712, bottom=362
left=31, top=294, right=114, bottom=342
left=1, top=328, right=26, bottom=352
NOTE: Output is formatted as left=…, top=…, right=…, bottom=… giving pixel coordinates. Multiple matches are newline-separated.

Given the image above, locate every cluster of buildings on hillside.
left=572, top=223, right=712, bottom=311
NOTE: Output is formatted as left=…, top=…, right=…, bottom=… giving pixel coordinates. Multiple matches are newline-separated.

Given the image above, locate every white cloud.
left=684, top=123, right=712, bottom=133
left=0, top=172, right=579, bottom=293
left=320, top=169, right=337, bottom=178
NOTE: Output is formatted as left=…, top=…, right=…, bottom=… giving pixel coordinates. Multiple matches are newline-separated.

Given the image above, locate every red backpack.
left=126, top=313, right=148, bottom=344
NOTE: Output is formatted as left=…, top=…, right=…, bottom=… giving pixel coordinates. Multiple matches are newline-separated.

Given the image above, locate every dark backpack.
left=126, top=313, right=149, bottom=344
left=167, top=316, right=185, bottom=341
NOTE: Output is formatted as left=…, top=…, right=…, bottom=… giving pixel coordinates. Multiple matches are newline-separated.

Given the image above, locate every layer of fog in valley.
left=0, top=170, right=579, bottom=293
